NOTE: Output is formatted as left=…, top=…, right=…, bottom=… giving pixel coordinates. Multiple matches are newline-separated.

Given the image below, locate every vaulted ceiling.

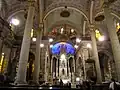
left=0, top=0, right=120, bottom=40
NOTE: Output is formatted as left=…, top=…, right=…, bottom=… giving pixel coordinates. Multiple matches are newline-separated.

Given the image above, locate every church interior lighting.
left=40, top=43, right=44, bottom=48
left=76, top=38, right=81, bottom=43
left=87, top=43, right=91, bottom=48
left=98, top=35, right=105, bottom=41
left=32, top=37, right=36, bottom=42
left=49, top=38, right=53, bottom=43
left=11, top=18, right=20, bottom=26
left=74, top=45, right=78, bottom=49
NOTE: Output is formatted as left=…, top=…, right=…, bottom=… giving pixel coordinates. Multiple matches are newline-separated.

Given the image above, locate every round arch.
left=52, top=55, right=58, bottom=60
left=43, top=6, right=89, bottom=24
left=6, top=10, right=25, bottom=21
left=6, top=8, right=38, bottom=22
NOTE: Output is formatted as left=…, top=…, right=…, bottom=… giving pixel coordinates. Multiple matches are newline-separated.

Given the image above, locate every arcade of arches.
left=0, top=0, right=120, bottom=86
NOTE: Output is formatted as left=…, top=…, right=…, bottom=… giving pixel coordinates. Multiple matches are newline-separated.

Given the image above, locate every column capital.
left=103, top=2, right=110, bottom=8
left=88, top=24, right=95, bottom=31
left=28, top=0, right=36, bottom=7
left=39, top=23, right=43, bottom=28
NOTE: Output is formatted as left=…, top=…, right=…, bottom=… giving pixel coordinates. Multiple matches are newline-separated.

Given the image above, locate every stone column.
left=71, top=72, right=75, bottom=88
left=55, top=59, right=56, bottom=77
left=73, top=57, right=75, bottom=73
left=68, top=59, right=70, bottom=77
left=75, top=57, right=79, bottom=77
left=104, top=6, right=120, bottom=81
left=33, top=28, right=42, bottom=84
left=51, top=57, right=53, bottom=78
left=47, top=46, right=52, bottom=82
left=44, top=51, right=47, bottom=82
left=73, top=57, right=76, bottom=88
left=82, top=50, right=87, bottom=80
left=91, top=29, right=102, bottom=83
left=14, top=2, right=35, bottom=84
left=67, top=59, right=69, bottom=76
left=58, top=59, right=59, bottom=77
left=73, top=57, right=76, bottom=83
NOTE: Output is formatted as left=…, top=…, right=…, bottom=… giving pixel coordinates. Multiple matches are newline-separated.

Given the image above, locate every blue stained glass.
left=51, top=42, right=75, bottom=55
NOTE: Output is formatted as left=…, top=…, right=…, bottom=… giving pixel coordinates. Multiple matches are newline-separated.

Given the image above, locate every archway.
left=52, top=57, right=57, bottom=78
left=43, top=6, right=89, bottom=23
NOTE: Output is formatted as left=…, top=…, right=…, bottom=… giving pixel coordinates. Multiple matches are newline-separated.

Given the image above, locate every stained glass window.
left=51, top=42, right=75, bottom=55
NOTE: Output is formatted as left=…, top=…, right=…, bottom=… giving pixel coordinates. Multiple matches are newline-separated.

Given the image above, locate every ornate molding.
left=44, top=0, right=89, bottom=18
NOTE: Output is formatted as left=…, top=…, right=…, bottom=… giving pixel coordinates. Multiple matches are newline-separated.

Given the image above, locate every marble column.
left=68, top=59, right=70, bottom=77
left=104, top=6, right=120, bottom=81
left=44, top=51, right=48, bottom=82
left=91, top=29, right=102, bottom=83
left=14, top=2, right=35, bottom=84
left=47, top=46, right=52, bottom=82
left=67, top=59, right=69, bottom=76
left=55, top=59, right=56, bottom=77
left=58, top=59, right=59, bottom=77
left=73, top=57, right=75, bottom=73
left=51, top=57, right=53, bottom=77
left=82, top=50, right=87, bottom=80
left=33, top=28, right=42, bottom=84
left=73, top=57, right=76, bottom=83
left=71, top=72, right=75, bottom=88
left=75, top=57, right=79, bottom=77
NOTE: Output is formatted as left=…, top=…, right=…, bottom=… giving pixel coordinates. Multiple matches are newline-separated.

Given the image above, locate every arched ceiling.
left=0, top=0, right=120, bottom=19
left=0, top=0, right=120, bottom=40
left=44, top=8, right=85, bottom=36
